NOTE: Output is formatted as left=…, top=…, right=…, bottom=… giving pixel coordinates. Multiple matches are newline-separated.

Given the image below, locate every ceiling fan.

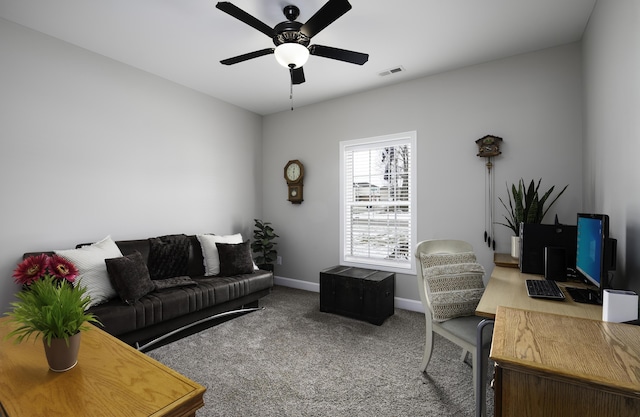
left=216, top=0, right=369, bottom=85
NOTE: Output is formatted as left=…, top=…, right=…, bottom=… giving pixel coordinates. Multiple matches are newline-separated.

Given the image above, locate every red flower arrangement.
left=12, top=254, right=78, bottom=286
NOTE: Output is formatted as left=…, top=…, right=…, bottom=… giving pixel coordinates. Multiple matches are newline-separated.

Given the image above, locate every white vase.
left=511, top=235, right=520, bottom=259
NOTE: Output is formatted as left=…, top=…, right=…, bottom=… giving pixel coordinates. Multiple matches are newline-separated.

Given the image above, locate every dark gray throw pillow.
left=215, top=240, right=254, bottom=276
left=147, top=234, right=190, bottom=280
left=105, top=251, right=155, bottom=305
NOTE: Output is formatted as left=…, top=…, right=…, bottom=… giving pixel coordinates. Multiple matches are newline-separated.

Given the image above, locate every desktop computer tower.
left=519, top=223, right=577, bottom=276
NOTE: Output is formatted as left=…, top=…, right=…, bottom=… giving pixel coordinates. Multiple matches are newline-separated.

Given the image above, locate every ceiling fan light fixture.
left=274, top=43, right=309, bottom=69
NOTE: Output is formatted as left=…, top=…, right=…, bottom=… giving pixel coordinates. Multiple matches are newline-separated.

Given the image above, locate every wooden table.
left=491, top=306, right=640, bottom=417
left=0, top=318, right=205, bottom=417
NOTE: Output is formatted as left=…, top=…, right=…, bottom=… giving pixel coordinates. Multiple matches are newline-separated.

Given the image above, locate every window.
left=340, top=131, right=417, bottom=274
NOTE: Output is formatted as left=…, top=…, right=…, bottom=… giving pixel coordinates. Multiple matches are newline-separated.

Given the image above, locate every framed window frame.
left=339, top=131, right=417, bottom=275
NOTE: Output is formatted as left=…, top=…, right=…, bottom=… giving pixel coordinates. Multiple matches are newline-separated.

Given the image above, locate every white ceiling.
left=0, top=0, right=596, bottom=115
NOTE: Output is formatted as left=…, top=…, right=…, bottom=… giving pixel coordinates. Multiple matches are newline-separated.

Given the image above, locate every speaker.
left=545, top=246, right=567, bottom=281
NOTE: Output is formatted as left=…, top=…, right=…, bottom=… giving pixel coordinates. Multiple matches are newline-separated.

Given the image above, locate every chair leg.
left=471, top=350, right=490, bottom=417
left=460, top=349, right=468, bottom=363
left=471, top=350, right=478, bottom=407
left=420, top=328, right=434, bottom=372
left=479, top=347, right=487, bottom=417
left=474, top=320, right=493, bottom=417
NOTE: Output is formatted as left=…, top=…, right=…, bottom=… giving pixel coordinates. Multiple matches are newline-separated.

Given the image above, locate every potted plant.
left=251, top=219, right=279, bottom=272
left=497, top=178, right=568, bottom=258
left=4, top=254, right=100, bottom=372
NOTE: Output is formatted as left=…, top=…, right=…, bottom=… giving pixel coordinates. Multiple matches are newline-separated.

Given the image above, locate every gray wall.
left=583, top=0, right=640, bottom=295
left=262, top=44, right=584, bottom=308
left=0, top=19, right=263, bottom=312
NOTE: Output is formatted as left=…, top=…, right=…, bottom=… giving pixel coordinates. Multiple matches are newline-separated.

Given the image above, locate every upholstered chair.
left=415, top=239, right=492, bottom=416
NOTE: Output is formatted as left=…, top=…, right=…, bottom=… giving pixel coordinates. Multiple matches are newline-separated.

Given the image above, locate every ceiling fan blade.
left=309, top=44, right=369, bottom=65
left=300, top=0, right=352, bottom=38
left=221, top=48, right=274, bottom=65
left=290, top=67, right=306, bottom=85
left=216, top=2, right=275, bottom=38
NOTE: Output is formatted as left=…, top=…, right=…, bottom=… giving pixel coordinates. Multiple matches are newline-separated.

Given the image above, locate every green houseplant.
left=4, top=254, right=100, bottom=371
left=251, top=219, right=279, bottom=272
left=497, top=178, right=568, bottom=257
left=498, top=178, right=569, bottom=236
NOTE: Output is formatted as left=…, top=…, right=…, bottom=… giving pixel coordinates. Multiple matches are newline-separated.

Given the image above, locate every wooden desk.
left=473, top=266, right=603, bottom=417
left=0, top=318, right=205, bottom=417
left=476, top=266, right=602, bottom=320
left=491, top=306, right=640, bottom=417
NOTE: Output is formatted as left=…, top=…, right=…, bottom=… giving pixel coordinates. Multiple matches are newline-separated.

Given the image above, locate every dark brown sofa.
left=27, top=235, right=273, bottom=351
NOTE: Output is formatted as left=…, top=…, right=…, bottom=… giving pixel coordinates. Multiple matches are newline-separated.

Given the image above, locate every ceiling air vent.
left=379, top=66, right=405, bottom=77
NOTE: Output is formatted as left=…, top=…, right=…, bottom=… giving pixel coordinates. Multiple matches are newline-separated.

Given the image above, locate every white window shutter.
left=340, top=131, right=417, bottom=274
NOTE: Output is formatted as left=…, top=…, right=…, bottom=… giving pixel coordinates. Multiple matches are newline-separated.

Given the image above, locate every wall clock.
left=284, top=160, right=304, bottom=204
left=475, top=134, right=503, bottom=250
left=475, top=135, right=503, bottom=157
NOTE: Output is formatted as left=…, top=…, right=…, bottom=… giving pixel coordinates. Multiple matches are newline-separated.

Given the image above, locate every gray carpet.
left=147, top=286, right=494, bottom=417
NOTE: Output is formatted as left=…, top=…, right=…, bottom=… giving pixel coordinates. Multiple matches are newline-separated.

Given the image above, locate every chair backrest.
left=415, top=239, right=474, bottom=310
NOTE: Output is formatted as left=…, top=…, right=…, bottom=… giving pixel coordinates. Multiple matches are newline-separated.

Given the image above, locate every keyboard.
left=526, top=279, right=565, bottom=300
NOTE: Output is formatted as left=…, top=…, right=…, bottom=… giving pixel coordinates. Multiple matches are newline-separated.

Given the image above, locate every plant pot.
left=511, top=235, right=521, bottom=259
left=258, top=264, right=274, bottom=273
left=43, top=332, right=81, bottom=372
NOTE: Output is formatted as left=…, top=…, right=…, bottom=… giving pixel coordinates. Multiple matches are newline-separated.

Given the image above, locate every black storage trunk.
left=319, top=265, right=395, bottom=325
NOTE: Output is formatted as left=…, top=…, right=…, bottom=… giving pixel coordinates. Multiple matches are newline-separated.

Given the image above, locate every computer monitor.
left=575, top=213, right=617, bottom=293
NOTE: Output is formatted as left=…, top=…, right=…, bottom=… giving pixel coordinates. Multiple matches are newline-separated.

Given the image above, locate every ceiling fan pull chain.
left=290, top=75, right=294, bottom=111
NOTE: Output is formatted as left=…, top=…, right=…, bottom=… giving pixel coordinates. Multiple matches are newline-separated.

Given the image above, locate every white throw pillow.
left=197, top=234, right=244, bottom=276
left=55, top=235, right=123, bottom=308
left=420, top=252, right=485, bottom=322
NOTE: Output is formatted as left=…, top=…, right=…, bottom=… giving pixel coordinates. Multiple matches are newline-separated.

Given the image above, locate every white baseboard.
left=394, top=298, right=424, bottom=313
left=273, top=276, right=425, bottom=313
left=274, top=276, right=320, bottom=292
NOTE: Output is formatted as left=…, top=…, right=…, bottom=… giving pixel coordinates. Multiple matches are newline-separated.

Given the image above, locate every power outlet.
left=276, top=256, right=282, bottom=265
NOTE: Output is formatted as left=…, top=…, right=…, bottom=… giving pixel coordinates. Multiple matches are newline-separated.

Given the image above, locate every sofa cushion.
left=105, top=251, right=155, bottom=305
left=55, top=235, right=123, bottom=308
left=88, top=270, right=274, bottom=336
left=153, top=276, right=197, bottom=290
left=216, top=240, right=254, bottom=276
left=147, top=234, right=190, bottom=280
left=191, top=273, right=274, bottom=308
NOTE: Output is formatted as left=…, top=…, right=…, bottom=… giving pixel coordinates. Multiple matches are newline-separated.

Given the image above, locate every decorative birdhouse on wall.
left=476, top=135, right=503, bottom=157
